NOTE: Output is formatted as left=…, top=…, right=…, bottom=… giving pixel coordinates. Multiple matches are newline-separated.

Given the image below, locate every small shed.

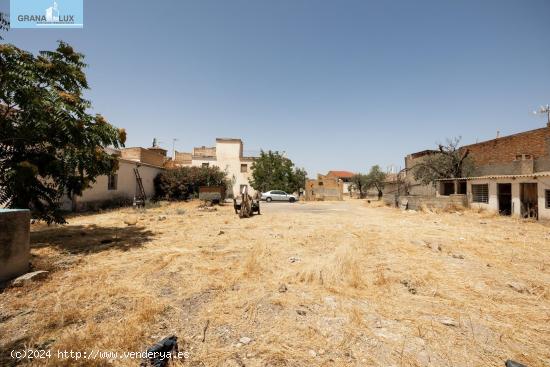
left=198, top=186, right=227, bottom=204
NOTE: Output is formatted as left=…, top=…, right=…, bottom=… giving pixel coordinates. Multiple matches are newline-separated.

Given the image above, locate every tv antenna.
left=534, top=104, right=550, bottom=125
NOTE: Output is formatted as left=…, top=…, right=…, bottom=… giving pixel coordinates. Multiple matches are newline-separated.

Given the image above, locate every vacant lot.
left=1, top=200, right=549, bottom=366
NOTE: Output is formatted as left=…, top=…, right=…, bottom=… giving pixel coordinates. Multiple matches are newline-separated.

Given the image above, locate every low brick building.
left=401, top=121, right=550, bottom=219
left=305, top=174, right=343, bottom=201
left=326, top=170, right=354, bottom=194
left=440, top=122, right=550, bottom=219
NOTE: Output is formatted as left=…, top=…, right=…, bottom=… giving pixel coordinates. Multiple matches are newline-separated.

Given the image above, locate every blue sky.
left=2, top=0, right=549, bottom=176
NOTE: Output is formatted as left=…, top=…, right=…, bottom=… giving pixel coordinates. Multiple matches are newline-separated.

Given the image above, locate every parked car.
left=261, top=190, right=298, bottom=202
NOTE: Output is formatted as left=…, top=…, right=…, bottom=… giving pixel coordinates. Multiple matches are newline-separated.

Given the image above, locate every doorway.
left=458, top=181, right=467, bottom=195
left=520, top=183, right=538, bottom=219
left=497, top=183, right=512, bottom=216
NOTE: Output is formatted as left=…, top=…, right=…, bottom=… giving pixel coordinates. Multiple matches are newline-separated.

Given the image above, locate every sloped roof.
left=435, top=171, right=550, bottom=181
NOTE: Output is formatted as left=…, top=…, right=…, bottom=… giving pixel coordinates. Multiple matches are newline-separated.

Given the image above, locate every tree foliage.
left=365, top=165, right=387, bottom=198
left=412, top=137, right=475, bottom=186
left=154, top=166, right=229, bottom=200
left=350, top=166, right=387, bottom=199
left=0, top=42, right=125, bottom=223
left=249, top=150, right=307, bottom=194
left=350, top=173, right=369, bottom=198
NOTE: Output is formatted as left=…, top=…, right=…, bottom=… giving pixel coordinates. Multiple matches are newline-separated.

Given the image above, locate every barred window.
left=472, top=184, right=488, bottom=203
left=546, top=190, right=550, bottom=209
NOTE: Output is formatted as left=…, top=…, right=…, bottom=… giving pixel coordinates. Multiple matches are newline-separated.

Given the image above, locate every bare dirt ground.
left=1, top=200, right=549, bottom=366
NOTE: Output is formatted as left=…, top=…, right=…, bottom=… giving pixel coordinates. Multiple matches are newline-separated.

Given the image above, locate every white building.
left=464, top=173, right=550, bottom=220
left=174, top=138, right=256, bottom=197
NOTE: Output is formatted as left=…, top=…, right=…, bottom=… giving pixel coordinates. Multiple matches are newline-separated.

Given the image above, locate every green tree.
left=0, top=42, right=125, bottom=223
left=249, top=150, right=307, bottom=194
left=412, top=137, right=475, bottom=186
left=365, top=165, right=387, bottom=199
left=350, top=173, right=369, bottom=198
left=292, top=167, right=308, bottom=195
left=154, top=166, right=229, bottom=200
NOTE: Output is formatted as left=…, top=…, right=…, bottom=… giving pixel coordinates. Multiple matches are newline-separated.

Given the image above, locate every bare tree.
left=412, top=137, right=474, bottom=186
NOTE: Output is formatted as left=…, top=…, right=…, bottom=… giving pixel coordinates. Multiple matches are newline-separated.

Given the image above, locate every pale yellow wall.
left=76, top=160, right=163, bottom=204
left=216, top=141, right=255, bottom=197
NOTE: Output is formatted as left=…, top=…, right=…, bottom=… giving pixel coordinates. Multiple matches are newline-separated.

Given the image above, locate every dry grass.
left=1, top=200, right=549, bottom=366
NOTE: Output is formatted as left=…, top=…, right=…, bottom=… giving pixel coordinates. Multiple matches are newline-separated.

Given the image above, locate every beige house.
left=66, top=147, right=165, bottom=211
left=173, top=138, right=256, bottom=197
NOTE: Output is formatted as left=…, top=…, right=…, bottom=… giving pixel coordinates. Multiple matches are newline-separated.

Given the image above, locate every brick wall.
left=120, top=148, right=165, bottom=167
left=175, top=152, right=192, bottom=164
left=462, top=127, right=550, bottom=168
left=305, top=175, right=343, bottom=201
left=193, top=146, right=216, bottom=157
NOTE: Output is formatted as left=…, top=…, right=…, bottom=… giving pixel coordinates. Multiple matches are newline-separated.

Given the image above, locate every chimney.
left=496, top=130, right=500, bottom=139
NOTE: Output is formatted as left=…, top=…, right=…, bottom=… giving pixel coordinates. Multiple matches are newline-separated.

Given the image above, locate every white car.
left=261, top=190, right=298, bottom=203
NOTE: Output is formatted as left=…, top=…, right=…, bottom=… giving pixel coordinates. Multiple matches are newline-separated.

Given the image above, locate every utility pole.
left=534, top=104, right=550, bottom=126
left=172, top=138, right=178, bottom=160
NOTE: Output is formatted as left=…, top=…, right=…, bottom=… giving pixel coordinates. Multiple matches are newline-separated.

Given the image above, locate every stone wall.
left=384, top=194, right=467, bottom=210
left=404, top=151, right=439, bottom=196
left=0, top=209, right=30, bottom=282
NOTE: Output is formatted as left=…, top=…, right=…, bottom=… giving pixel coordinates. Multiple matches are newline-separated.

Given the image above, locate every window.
left=107, top=174, right=118, bottom=190
left=202, top=162, right=209, bottom=168
left=516, top=154, right=533, bottom=161
left=472, top=184, right=489, bottom=203
left=241, top=164, right=247, bottom=173
left=546, top=190, right=550, bottom=209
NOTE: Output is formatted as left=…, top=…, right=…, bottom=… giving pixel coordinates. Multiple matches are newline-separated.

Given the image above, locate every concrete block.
left=0, top=209, right=30, bottom=282
left=11, top=270, right=48, bottom=286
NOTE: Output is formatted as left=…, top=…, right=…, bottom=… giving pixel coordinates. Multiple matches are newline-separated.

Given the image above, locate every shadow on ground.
left=31, top=224, right=155, bottom=254
left=0, top=336, right=32, bottom=367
